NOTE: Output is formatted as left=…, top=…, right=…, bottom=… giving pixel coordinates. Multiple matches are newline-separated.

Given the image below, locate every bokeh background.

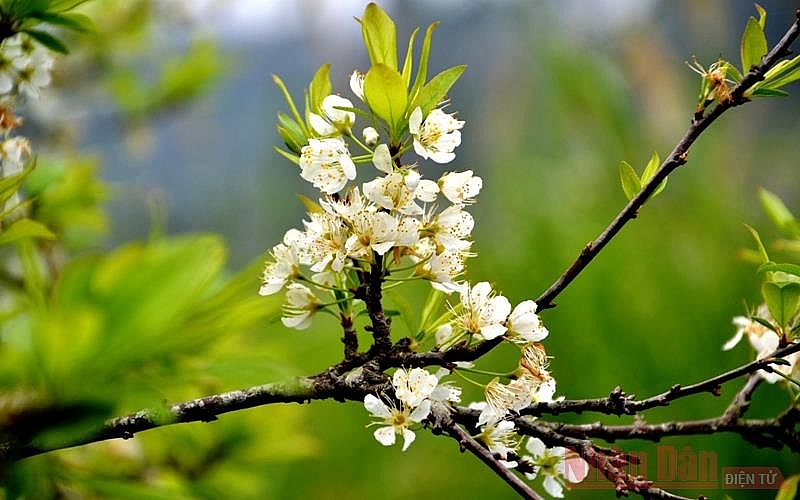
left=16, top=0, right=800, bottom=498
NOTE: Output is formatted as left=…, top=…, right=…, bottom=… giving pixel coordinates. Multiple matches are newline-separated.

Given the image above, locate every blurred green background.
left=7, top=0, right=800, bottom=498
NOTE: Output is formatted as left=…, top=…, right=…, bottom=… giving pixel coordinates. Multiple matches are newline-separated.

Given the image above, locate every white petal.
left=372, top=144, right=393, bottom=173
left=409, top=106, right=423, bottom=134
left=364, top=394, right=392, bottom=418
left=525, top=437, right=546, bottom=457
left=722, top=330, right=744, bottom=351
left=374, top=426, right=396, bottom=447
left=400, top=428, right=416, bottom=451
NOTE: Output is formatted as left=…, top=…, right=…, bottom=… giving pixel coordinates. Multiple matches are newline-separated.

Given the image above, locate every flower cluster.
left=261, top=74, right=480, bottom=327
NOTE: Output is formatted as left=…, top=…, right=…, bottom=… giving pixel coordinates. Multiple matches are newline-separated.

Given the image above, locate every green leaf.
left=759, top=187, right=798, bottom=236
left=401, top=27, right=420, bottom=88
left=20, top=28, right=69, bottom=54
left=409, top=64, right=466, bottom=117
left=273, top=74, right=307, bottom=137
left=750, top=87, right=789, bottom=97
left=740, top=15, right=767, bottom=72
left=641, top=151, right=667, bottom=197
left=47, top=0, right=93, bottom=12
left=308, top=64, right=331, bottom=114
left=363, top=63, right=407, bottom=131
left=777, top=474, right=800, bottom=500
left=277, top=111, right=307, bottom=154
left=760, top=56, right=800, bottom=90
left=0, top=218, right=55, bottom=246
left=26, top=11, right=95, bottom=33
left=618, top=160, right=641, bottom=201
left=360, top=2, right=397, bottom=70
left=744, top=223, right=770, bottom=264
left=755, top=2, right=767, bottom=30
left=409, top=21, right=439, bottom=103
left=758, top=262, right=800, bottom=279
left=762, top=280, right=800, bottom=328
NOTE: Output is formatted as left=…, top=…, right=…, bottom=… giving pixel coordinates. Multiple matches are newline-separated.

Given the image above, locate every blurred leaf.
left=360, top=2, right=397, bottom=70
left=776, top=474, right=800, bottom=500
left=744, top=223, right=771, bottom=264
left=0, top=219, right=55, bottom=246
left=618, top=160, right=640, bottom=201
left=296, top=193, right=323, bottom=215
left=363, top=63, right=407, bottom=131
left=26, top=11, right=95, bottom=33
left=740, top=15, right=767, bottom=72
left=308, top=63, right=331, bottom=114
left=409, top=65, right=466, bottom=118
left=47, top=0, right=93, bottom=12
left=759, top=187, right=800, bottom=237
left=19, top=28, right=69, bottom=54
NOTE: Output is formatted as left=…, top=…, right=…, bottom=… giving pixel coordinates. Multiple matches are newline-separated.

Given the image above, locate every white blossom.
left=299, top=137, right=357, bottom=194
left=439, top=170, right=482, bottom=204
left=364, top=394, right=430, bottom=452
left=309, top=94, right=355, bottom=136
left=392, top=367, right=438, bottom=408
left=724, top=305, right=798, bottom=383
left=409, top=106, right=464, bottom=164
left=525, top=438, right=589, bottom=497
left=280, top=283, right=320, bottom=330
left=507, top=300, right=549, bottom=343
left=457, top=281, right=511, bottom=341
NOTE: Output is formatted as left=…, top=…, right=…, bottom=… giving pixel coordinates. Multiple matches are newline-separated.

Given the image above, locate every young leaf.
left=740, top=15, right=767, bottom=72
left=272, top=74, right=307, bottom=137
left=363, top=63, right=407, bottom=131
left=401, top=27, right=420, bottom=88
left=641, top=151, right=667, bottom=197
left=757, top=262, right=800, bottom=279
left=409, top=21, right=438, bottom=103
left=409, top=64, right=466, bottom=116
left=755, top=2, right=767, bottom=31
left=618, top=160, right=641, bottom=201
left=760, top=55, right=800, bottom=90
left=762, top=280, right=800, bottom=328
left=26, top=11, right=95, bottom=33
left=360, top=2, right=397, bottom=70
left=308, top=64, right=331, bottom=114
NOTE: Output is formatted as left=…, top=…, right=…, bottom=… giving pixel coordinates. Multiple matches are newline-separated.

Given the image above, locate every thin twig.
left=430, top=403, right=544, bottom=500
left=534, top=10, right=800, bottom=310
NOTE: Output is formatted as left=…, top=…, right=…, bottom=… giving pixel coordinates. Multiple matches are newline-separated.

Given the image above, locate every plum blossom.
left=309, top=94, right=355, bottom=136
left=476, top=420, right=520, bottom=468
left=392, top=367, right=438, bottom=407
left=507, top=301, right=549, bottom=344
left=439, top=170, right=482, bottom=204
left=259, top=234, right=302, bottom=296
left=299, top=137, right=357, bottom=194
left=409, top=106, right=464, bottom=163
left=364, top=393, right=429, bottom=452
left=476, top=376, right=533, bottom=427
left=724, top=305, right=798, bottom=383
left=456, top=281, right=511, bottom=341
left=281, top=283, right=321, bottom=330
left=525, top=438, right=589, bottom=497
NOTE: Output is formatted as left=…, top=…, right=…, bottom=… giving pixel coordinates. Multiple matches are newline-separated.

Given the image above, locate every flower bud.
left=363, top=126, right=380, bottom=146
